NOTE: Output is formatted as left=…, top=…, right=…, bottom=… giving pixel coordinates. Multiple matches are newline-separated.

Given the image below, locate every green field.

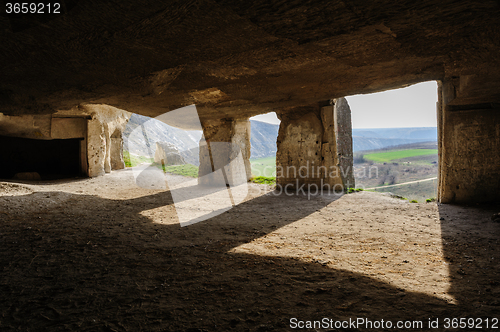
left=250, top=156, right=276, bottom=177
left=163, top=164, right=199, bottom=178
left=252, top=176, right=276, bottom=185
left=123, top=151, right=153, bottom=167
left=364, top=149, right=438, bottom=163
left=124, top=152, right=276, bottom=180
left=124, top=151, right=198, bottom=178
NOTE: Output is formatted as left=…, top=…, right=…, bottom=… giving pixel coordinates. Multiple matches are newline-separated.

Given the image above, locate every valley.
left=123, top=115, right=438, bottom=202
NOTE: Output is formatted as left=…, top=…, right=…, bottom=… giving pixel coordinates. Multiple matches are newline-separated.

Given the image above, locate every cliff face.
left=249, top=120, right=279, bottom=159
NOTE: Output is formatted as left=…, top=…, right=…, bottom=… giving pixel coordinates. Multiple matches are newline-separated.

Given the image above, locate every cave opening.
left=346, top=81, right=439, bottom=202
left=249, top=112, right=280, bottom=180
left=0, top=136, right=84, bottom=180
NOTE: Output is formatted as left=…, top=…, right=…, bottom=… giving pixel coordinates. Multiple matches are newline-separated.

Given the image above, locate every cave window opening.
left=121, top=111, right=203, bottom=175
left=249, top=112, right=280, bottom=180
left=346, top=81, right=439, bottom=203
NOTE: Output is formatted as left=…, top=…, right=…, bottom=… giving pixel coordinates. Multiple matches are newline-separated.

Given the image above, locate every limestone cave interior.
left=0, top=1, right=499, bottom=331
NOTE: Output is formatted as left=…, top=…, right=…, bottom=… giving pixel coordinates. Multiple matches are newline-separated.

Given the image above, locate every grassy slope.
left=123, top=151, right=153, bottom=167
left=252, top=176, right=276, bottom=185
left=124, top=152, right=272, bottom=181
left=123, top=151, right=198, bottom=178
left=163, top=164, right=198, bottom=178
left=124, top=150, right=437, bottom=200
left=364, top=149, right=438, bottom=163
left=250, top=156, right=276, bottom=177
left=356, top=146, right=438, bottom=201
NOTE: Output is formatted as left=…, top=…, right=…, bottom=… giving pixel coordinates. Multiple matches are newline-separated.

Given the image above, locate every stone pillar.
left=320, top=105, right=342, bottom=188
left=81, top=104, right=131, bottom=177
left=276, top=107, right=323, bottom=188
left=110, top=127, right=126, bottom=170
left=87, top=117, right=108, bottom=177
left=438, top=76, right=500, bottom=203
left=276, top=98, right=354, bottom=191
left=334, top=98, right=355, bottom=188
left=198, top=118, right=252, bottom=186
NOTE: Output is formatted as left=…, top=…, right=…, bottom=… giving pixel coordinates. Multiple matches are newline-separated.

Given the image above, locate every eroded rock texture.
left=276, top=98, right=354, bottom=190
left=437, top=80, right=500, bottom=203
left=277, top=107, right=324, bottom=188
left=1, top=1, right=499, bottom=120
left=154, top=142, right=186, bottom=166
left=82, top=105, right=131, bottom=177
left=0, top=104, right=130, bottom=178
left=198, top=118, right=251, bottom=186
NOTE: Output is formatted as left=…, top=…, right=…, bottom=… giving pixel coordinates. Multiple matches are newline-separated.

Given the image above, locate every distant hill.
left=352, top=127, right=436, bottom=152
left=123, top=114, right=437, bottom=161
left=352, top=127, right=437, bottom=140
left=353, top=137, right=433, bottom=152
left=358, top=141, right=438, bottom=154
left=250, top=125, right=438, bottom=154
left=250, top=120, right=278, bottom=158
left=122, top=115, right=279, bottom=164
left=251, top=125, right=438, bottom=154
left=123, top=114, right=202, bottom=165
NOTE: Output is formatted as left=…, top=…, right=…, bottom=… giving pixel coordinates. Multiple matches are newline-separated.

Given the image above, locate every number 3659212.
left=6, top=3, right=61, bottom=14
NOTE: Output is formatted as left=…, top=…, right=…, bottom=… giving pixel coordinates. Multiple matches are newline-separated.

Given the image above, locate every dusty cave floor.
left=0, top=168, right=499, bottom=332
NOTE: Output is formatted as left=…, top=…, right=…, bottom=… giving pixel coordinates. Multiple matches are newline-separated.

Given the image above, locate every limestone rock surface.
left=154, top=142, right=186, bottom=166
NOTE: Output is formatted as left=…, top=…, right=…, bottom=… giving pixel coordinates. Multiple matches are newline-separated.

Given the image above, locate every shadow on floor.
left=438, top=203, right=500, bottom=317
left=0, top=184, right=498, bottom=331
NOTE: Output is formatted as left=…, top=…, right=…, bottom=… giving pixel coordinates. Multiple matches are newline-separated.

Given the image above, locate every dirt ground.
left=0, top=168, right=499, bottom=331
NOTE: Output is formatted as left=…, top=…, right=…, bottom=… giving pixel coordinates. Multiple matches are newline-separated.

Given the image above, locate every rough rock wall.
left=198, top=118, right=251, bottom=186
left=0, top=113, right=52, bottom=139
left=1, top=1, right=499, bottom=202
left=276, top=108, right=324, bottom=188
left=80, top=105, right=131, bottom=177
left=154, top=142, right=186, bottom=166
left=438, top=79, right=500, bottom=203
left=230, top=119, right=252, bottom=181
left=334, top=98, right=355, bottom=188
left=110, top=127, right=125, bottom=171
left=0, top=105, right=130, bottom=178
left=320, top=105, right=343, bottom=189
left=276, top=98, right=354, bottom=191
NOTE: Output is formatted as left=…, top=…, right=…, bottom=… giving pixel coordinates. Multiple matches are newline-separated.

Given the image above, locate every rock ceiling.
left=1, top=0, right=499, bottom=121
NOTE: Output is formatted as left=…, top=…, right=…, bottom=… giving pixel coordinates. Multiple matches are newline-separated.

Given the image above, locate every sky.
left=251, top=112, right=281, bottom=125
left=251, top=81, right=438, bottom=129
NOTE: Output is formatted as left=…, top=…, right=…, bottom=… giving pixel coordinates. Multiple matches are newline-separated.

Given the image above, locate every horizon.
left=131, top=112, right=437, bottom=131
left=250, top=118, right=436, bottom=130
left=251, top=81, right=438, bottom=129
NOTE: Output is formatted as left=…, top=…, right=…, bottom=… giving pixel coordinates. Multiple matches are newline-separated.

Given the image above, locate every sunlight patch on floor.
left=229, top=193, right=456, bottom=304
